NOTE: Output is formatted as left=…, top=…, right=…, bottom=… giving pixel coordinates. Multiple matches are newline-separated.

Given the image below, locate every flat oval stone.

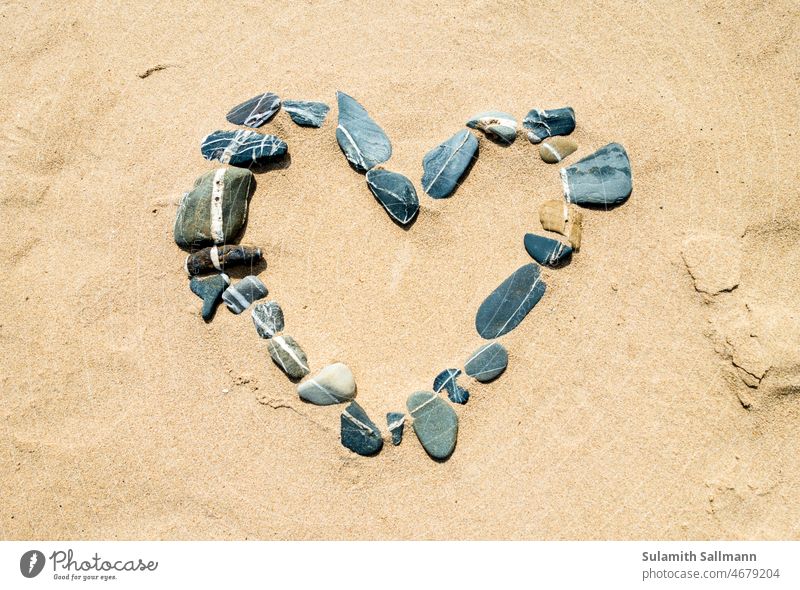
left=560, top=143, right=632, bottom=207
left=341, top=401, right=383, bottom=456
left=539, top=137, right=577, bottom=163
left=184, top=244, right=262, bottom=276
left=523, top=107, right=576, bottom=143
left=433, top=368, right=469, bottom=404
left=365, top=168, right=419, bottom=225
left=200, top=130, right=288, bottom=168
left=174, top=168, right=255, bottom=249
left=267, top=335, right=310, bottom=380
left=297, top=362, right=356, bottom=405
left=421, top=129, right=479, bottom=199
left=335, top=91, right=392, bottom=172
left=386, top=412, right=405, bottom=446
left=251, top=300, right=284, bottom=339
left=464, top=342, right=508, bottom=382
left=283, top=100, right=329, bottom=127
left=189, top=273, right=230, bottom=321
left=226, top=92, right=281, bottom=128
left=524, top=233, right=573, bottom=267
left=406, top=391, right=458, bottom=460
left=222, top=275, right=267, bottom=314
left=466, top=110, right=517, bottom=144
left=475, top=263, right=546, bottom=339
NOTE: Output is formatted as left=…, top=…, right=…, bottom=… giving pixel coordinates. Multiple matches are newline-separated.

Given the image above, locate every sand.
left=1, top=0, right=798, bottom=540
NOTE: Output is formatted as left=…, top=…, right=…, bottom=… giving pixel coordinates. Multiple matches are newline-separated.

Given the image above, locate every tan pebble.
left=539, top=137, right=577, bottom=164
left=568, top=208, right=583, bottom=251
left=539, top=199, right=582, bottom=251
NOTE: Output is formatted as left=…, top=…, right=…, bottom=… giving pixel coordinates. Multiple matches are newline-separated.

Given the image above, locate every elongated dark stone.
left=365, top=168, right=419, bottom=225
left=335, top=91, right=392, bottom=172
left=524, top=233, right=573, bottom=267
left=283, top=100, right=329, bottom=127
left=386, top=412, right=405, bottom=446
left=200, top=130, right=287, bottom=168
left=189, top=273, right=230, bottom=321
left=523, top=107, right=576, bottom=143
left=267, top=335, right=310, bottom=380
left=341, top=401, right=383, bottom=456
left=464, top=342, right=508, bottom=382
left=475, top=264, right=546, bottom=339
left=560, top=143, right=632, bottom=207
left=184, top=244, right=263, bottom=276
left=421, top=129, right=478, bottom=199
left=226, top=92, right=281, bottom=128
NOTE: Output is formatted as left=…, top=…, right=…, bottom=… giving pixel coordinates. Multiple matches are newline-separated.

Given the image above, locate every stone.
left=475, top=263, right=546, bottom=339
left=539, top=137, right=577, bottom=163
left=464, top=342, right=508, bottom=382
left=433, top=368, right=469, bottom=405
left=407, top=391, right=458, bottom=460
left=267, top=335, right=310, bottom=380
left=466, top=110, right=517, bottom=144
left=560, top=143, right=632, bottom=207
left=340, top=401, right=383, bottom=456
left=226, top=92, right=281, bottom=128
left=297, top=362, right=357, bottom=405
left=222, top=275, right=267, bottom=314
left=174, top=168, right=255, bottom=249
left=421, top=129, right=479, bottom=199
left=681, top=233, right=742, bottom=295
left=539, top=199, right=583, bottom=251
left=365, top=168, right=419, bottom=225
left=251, top=301, right=284, bottom=338
left=283, top=100, right=329, bottom=127
left=524, top=233, right=573, bottom=267
left=335, top=91, right=392, bottom=172
left=189, top=273, right=230, bottom=321
left=200, top=130, right=288, bottom=168
left=386, top=412, right=405, bottom=446
left=184, top=244, right=263, bottom=276
left=523, top=107, right=576, bottom=143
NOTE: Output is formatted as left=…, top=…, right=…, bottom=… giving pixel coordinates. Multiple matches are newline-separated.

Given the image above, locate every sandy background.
left=1, top=0, right=798, bottom=540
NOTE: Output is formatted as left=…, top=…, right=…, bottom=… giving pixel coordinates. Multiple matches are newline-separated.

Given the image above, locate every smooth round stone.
left=251, top=301, right=284, bottom=339
left=407, top=391, right=458, bottom=460
left=335, top=91, right=392, bottom=172
left=283, top=100, right=330, bottom=127
left=523, top=233, right=573, bottom=267
left=189, top=273, right=230, bottom=321
left=341, top=401, right=383, bottom=456
left=365, top=168, right=419, bottom=225
left=386, top=412, right=405, bottom=446
left=226, top=92, right=281, bottom=128
left=221, top=275, right=267, bottom=314
left=174, top=168, right=255, bottom=249
left=267, top=335, right=310, bottom=380
left=560, top=143, right=632, bottom=207
left=466, top=110, right=517, bottom=144
left=539, top=137, right=577, bottom=163
left=464, top=342, right=508, bottom=382
left=297, top=362, right=356, bottom=405
left=421, top=129, right=478, bottom=199
left=475, top=264, right=546, bottom=339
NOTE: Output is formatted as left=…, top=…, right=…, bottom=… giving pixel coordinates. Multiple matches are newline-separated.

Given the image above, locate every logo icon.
left=20, top=550, right=45, bottom=578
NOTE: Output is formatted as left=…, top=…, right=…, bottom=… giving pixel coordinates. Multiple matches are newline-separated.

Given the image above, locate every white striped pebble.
left=221, top=275, right=267, bottom=314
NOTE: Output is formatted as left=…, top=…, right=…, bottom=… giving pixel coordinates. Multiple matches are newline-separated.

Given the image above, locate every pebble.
left=189, top=273, right=230, bottom=321
left=341, top=401, right=383, bottom=456
left=174, top=168, right=254, bottom=249
left=406, top=391, right=458, bottom=460
left=433, top=368, right=469, bottom=404
left=539, top=199, right=583, bottom=251
left=386, top=412, right=405, bottom=446
left=524, top=233, right=573, bottom=267
left=475, top=263, right=546, bottom=339
left=184, top=244, right=263, bottom=276
left=560, top=143, right=632, bottom=207
left=222, top=275, right=267, bottom=314
left=200, top=129, right=288, bottom=168
left=268, top=335, right=310, bottom=380
left=335, top=91, right=392, bottom=172
left=251, top=301, right=284, bottom=339
left=421, top=129, right=479, bottom=199
left=225, top=92, right=281, bottom=128
left=365, top=168, right=419, bottom=225
left=297, top=362, right=357, bottom=405
left=523, top=107, right=576, bottom=143
left=464, top=342, right=508, bottom=382
left=466, top=110, right=517, bottom=144
left=283, top=100, right=329, bottom=127
left=539, top=137, right=577, bottom=163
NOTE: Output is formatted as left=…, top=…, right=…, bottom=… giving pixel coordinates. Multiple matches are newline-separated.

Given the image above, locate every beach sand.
left=1, top=0, right=798, bottom=539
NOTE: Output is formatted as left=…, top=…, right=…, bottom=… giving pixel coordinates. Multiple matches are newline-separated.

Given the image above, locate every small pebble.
left=251, top=301, right=284, bottom=338
left=407, top=391, right=458, bottom=460
left=267, top=335, right=310, bottom=380
left=189, top=273, right=230, bottom=321
left=184, top=244, right=262, bottom=276
left=222, top=275, right=267, bottom=314
left=341, top=401, right=383, bottom=456
left=297, top=362, right=356, bottom=405
left=475, top=264, right=546, bottom=339
left=335, top=91, right=392, bottom=172
left=386, top=412, right=405, bottom=446
left=523, top=107, right=576, bottom=143
left=539, top=200, right=583, bottom=251
left=539, top=137, right=577, bottom=163
left=200, top=130, right=288, bottom=168
left=365, top=168, right=419, bottom=225
left=466, top=110, right=517, bottom=144
left=421, top=129, right=479, bottom=199
left=433, top=368, right=469, bottom=404
left=464, top=342, right=508, bottom=382
left=226, top=92, right=281, bottom=128
left=561, top=143, right=632, bottom=207
left=283, top=100, right=329, bottom=127
left=524, top=233, right=573, bottom=267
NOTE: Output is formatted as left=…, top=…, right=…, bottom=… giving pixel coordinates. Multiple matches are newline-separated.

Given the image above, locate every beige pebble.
left=539, top=199, right=582, bottom=251
left=539, top=137, right=577, bottom=163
